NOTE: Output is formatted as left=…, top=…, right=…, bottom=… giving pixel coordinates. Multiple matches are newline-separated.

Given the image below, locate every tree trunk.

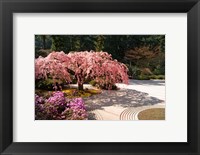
left=78, top=83, right=84, bottom=90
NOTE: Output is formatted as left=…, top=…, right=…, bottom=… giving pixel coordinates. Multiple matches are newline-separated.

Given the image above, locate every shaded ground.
left=71, top=80, right=165, bottom=120
left=84, top=88, right=164, bottom=111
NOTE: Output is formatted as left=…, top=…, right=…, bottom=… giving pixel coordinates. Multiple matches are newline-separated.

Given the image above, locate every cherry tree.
left=35, top=51, right=129, bottom=90
left=68, top=51, right=129, bottom=90
left=35, top=51, right=71, bottom=83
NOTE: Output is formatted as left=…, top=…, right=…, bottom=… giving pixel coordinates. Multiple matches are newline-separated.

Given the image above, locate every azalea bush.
left=35, top=91, right=88, bottom=120
left=67, top=98, right=88, bottom=120
left=35, top=51, right=129, bottom=90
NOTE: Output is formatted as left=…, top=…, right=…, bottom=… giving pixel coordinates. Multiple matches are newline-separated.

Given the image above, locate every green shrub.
left=35, top=78, right=66, bottom=90
left=35, top=49, right=51, bottom=58
left=89, top=80, right=117, bottom=90
left=138, top=74, right=150, bottom=80
left=149, top=75, right=165, bottom=80
left=153, top=65, right=165, bottom=75
left=157, top=75, right=165, bottom=79
left=126, top=64, right=141, bottom=79
left=133, top=67, right=141, bottom=78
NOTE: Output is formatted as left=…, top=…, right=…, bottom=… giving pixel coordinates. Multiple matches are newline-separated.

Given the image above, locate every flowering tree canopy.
left=35, top=51, right=71, bottom=83
left=35, top=51, right=129, bottom=90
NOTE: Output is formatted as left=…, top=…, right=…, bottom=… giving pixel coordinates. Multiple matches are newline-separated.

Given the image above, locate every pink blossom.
left=35, top=51, right=129, bottom=90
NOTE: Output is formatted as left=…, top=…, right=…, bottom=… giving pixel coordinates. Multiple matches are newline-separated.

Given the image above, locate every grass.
left=138, top=108, right=165, bottom=120
left=36, top=88, right=102, bottom=99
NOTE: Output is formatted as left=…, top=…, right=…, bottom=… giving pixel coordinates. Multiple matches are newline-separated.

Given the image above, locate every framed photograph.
left=0, top=0, right=199, bottom=154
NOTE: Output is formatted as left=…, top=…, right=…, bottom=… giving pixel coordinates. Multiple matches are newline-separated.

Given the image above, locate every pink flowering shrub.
left=35, top=91, right=88, bottom=120
left=46, top=91, right=66, bottom=106
left=35, top=94, right=45, bottom=104
left=35, top=51, right=129, bottom=90
left=67, top=98, right=87, bottom=120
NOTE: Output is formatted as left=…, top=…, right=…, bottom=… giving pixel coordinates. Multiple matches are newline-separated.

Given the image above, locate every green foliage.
left=35, top=78, right=66, bottom=90
left=36, top=35, right=165, bottom=58
left=153, top=64, right=165, bottom=75
left=126, top=64, right=141, bottom=79
left=94, top=35, right=105, bottom=51
left=138, top=74, right=150, bottom=80
left=103, top=35, right=135, bottom=60
left=81, top=35, right=95, bottom=51
left=89, top=80, right=117, bottom=90
left=51, top=35, right=68, bottom=52
left=149, top=75, right=165, bottom=80
left=35, top=49, right=51, bottom=58
left=35, top=35, right=165, bottom=80
left=35, top=35, right=52, bottom=50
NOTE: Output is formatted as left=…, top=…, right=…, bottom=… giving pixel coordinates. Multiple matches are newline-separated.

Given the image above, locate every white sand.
left=77, top=80, right=165, bottom=120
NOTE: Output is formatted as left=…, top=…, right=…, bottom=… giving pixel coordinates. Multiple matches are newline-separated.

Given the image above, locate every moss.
left=62, top=88, right=77, bottom=94
left=36, top=88, right=101, bottom=100
left=138, top=108, right=165, bottom=120
left=86, top=89, right=102, bottom=94
left=62, top=88, right=101, bottom=98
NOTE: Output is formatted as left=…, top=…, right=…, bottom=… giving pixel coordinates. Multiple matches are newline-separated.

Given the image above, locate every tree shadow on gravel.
left=84, top=88, right=164, bottom=111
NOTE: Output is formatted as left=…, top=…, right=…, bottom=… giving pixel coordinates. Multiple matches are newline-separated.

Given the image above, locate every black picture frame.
left=0, top=0, right=200, bottom=154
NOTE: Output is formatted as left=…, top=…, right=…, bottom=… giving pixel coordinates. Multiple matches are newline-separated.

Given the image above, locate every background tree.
left=94, top=35, right=105, bottom=51
left=35, top=35, right=165, bottom=80
left=51, top=35, right=68, bottom=52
